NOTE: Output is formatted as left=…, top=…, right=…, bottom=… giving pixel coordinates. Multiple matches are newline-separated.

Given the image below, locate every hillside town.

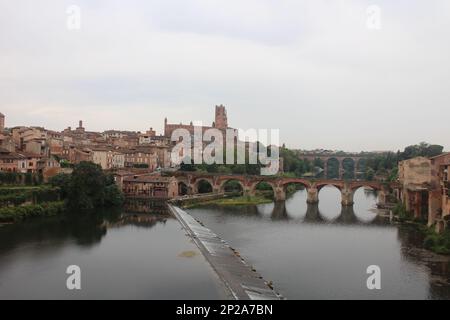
left=0, top=105, right=232, bottom=179
left=0, top=106, right=449, bottom=235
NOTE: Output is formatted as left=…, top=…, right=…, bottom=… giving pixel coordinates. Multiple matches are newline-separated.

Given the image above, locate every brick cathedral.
left=164, top=105, right=230, bottom=137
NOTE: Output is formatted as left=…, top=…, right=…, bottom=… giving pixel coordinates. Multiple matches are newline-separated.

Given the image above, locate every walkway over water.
left=168, top=204, right=283, bottom=300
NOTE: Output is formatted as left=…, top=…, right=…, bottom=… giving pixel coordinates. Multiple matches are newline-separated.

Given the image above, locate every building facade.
left=398, top=153, right=450, bottom=232
left=122, top=174, right=178, bottom=199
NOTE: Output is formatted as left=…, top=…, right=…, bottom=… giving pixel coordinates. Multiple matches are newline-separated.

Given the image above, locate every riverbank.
left=183, top=195, right=273, bottom=209
left=0, top=201, right=66, bottom=223
left=389, top=203, right=450, bottom=255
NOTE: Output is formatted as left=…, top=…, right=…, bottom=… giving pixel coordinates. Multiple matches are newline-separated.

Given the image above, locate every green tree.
left=67, top=162, right=123, bottom=211
left=366, top=168, right=375, bottom=181
left=104, top=184, right=125, bottom=207
left=48, top=173, right=71, bottom=198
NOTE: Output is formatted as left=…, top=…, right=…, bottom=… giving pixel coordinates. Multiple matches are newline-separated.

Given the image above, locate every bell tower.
left=214, top=105, right=228, bottom=130
left=0, top=113, right=4, bottom=131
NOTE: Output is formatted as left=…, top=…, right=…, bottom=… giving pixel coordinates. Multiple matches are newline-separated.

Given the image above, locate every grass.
left=0, top=201, right=66, bottom=223
left=185, top=195, right=273, bottom=208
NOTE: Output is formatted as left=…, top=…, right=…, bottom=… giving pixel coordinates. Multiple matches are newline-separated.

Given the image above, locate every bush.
left=423, top=229, right=450, bottom=255
left=67, top=162, right=124, bottom=211
left=48, top=173, right=71, bottom=198
left=423, top=235, right=437, bottom=250
left=104, top=184, right=124, bottom=207
left=0, top=201, right=65, bottom=223
left=0, top=186, right=60, bottom=206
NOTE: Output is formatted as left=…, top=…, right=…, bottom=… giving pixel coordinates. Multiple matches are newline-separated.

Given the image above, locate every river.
left=187, top=187, right=450, bottom=300
left=0, top=207, right=226, bottom=299
left=1, top=187, right=449, bottom=299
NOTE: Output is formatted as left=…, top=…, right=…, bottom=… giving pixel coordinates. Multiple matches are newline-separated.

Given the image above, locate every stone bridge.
left=298, top=153, right=366, bottom=179
left=169, top=172, right=390, bottom=206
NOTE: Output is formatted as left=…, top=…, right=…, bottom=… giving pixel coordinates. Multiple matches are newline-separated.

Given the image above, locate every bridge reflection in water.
left=218, top=201, right=388, bottom=225
left=208, top=187, right=388, bottom=226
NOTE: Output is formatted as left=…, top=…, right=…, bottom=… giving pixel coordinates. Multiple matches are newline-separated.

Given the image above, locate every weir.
left=167, top=204, right=283, bottom=300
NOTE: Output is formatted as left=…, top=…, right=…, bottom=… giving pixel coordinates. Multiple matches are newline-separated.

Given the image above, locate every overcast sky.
left=1, top=0, right=449, bottom=152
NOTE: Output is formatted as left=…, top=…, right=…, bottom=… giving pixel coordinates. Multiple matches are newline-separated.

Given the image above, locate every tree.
left=67, top=161, right=123, bottom=211
left=401, top=142, right=443, bottom=160
left=313, top=158, right=324, bottom=169
left=180, top=161, right=196, bottom=171
left=48, top=173, right=71, bottom=198
left=104, top=184, right=125, bottom=207
left=25, top=172, right=33, bottom=185
left=366, top=168, right=375, bottom=181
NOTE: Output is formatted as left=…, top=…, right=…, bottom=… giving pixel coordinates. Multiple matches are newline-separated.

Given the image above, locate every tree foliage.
left=67, top=162, right=123, bottom=211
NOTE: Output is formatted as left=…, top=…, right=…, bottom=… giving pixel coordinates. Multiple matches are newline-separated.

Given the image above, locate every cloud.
left=0, top=0, right=449, bottom=151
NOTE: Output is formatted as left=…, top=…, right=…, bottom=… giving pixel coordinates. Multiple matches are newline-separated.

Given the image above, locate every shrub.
left=0, top=201, right=65, bottom=223
left=393, top=203, right=410, bottom=221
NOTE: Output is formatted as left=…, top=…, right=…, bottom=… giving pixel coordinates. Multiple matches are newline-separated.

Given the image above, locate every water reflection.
left=188, top=187, right=450, bottom=299
left=0, top=202, right=225, bottom=300
left=211, top=187, right=386, bottom=226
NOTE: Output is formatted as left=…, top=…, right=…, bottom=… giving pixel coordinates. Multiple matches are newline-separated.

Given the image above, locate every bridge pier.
left=187, top=184, right=196, bottom=195
left=243, top=187, right=255, bottom=197
left=271, top=201, right=287, bottom=220
left=307, top=187, right=319, bottom=204
left=341, top=185, right=354, bottom=206
left=377, top=189, right=387, bottom=207
left=274, top=187, right=286, bottom=201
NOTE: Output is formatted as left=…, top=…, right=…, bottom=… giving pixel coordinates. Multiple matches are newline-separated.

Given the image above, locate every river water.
left=1, top=187, right=449, bottom=299
left=0, top=208, right=226, bottom=299
left=188, top=187, right=450, bottom=300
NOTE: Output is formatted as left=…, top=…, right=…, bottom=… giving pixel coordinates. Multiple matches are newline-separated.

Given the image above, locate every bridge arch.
left=279, top=178, right=311, bottom=190
left=342, top=158, right=356, bottom=180
left=317, top=185, right=342, bottom=221
left=315, top=182, right=344, bottom=192
left=219, top=178, right=245, bottom=194
left=193, top=178, right=214, bottom=194
left=249, top=180, right=276, bottom=198
left=351, top=186, right=379, bottom=223
left=350, top=182, right=382, bottom=193
left=356, top=158, right=367, bottom=179
left=279, top=179, right=311, bottom=201
left=326, top=158, right=340, bottom=179
left=178, top=181, right=189, bottom=196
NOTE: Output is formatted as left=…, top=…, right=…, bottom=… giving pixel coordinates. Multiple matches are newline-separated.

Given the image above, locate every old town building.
left=0, top=133, right=15, bottom=152
left=123, top=147, right=158, bottom=170
left=92, top=148, right=125, bottom=170
left=430, top=153, right=450, bottom=232
left=62, top=145, right=92, bottom=164
left=0, top=148, right=23, bottom=172
left=11, top=127, right=47, bottom=150
left=138, top=128, right=156, bottom=144
left=122, top=173, right=178, bottom=199
left=398, top=153, right=450, bottom=232
left=120, top=144, right=170, bottom=170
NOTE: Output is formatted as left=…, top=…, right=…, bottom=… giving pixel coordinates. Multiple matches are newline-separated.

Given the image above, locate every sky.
left=1, top=0, right=449, bottom=152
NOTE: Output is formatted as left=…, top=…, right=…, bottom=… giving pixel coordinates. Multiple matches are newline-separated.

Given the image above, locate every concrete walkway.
left=168, top=204, right=283, bottom=300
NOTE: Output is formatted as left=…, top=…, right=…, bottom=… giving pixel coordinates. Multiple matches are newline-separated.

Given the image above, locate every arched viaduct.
left=170, top=172, right=390, bottom=207
left=298, top=154, right=367, bottom=180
